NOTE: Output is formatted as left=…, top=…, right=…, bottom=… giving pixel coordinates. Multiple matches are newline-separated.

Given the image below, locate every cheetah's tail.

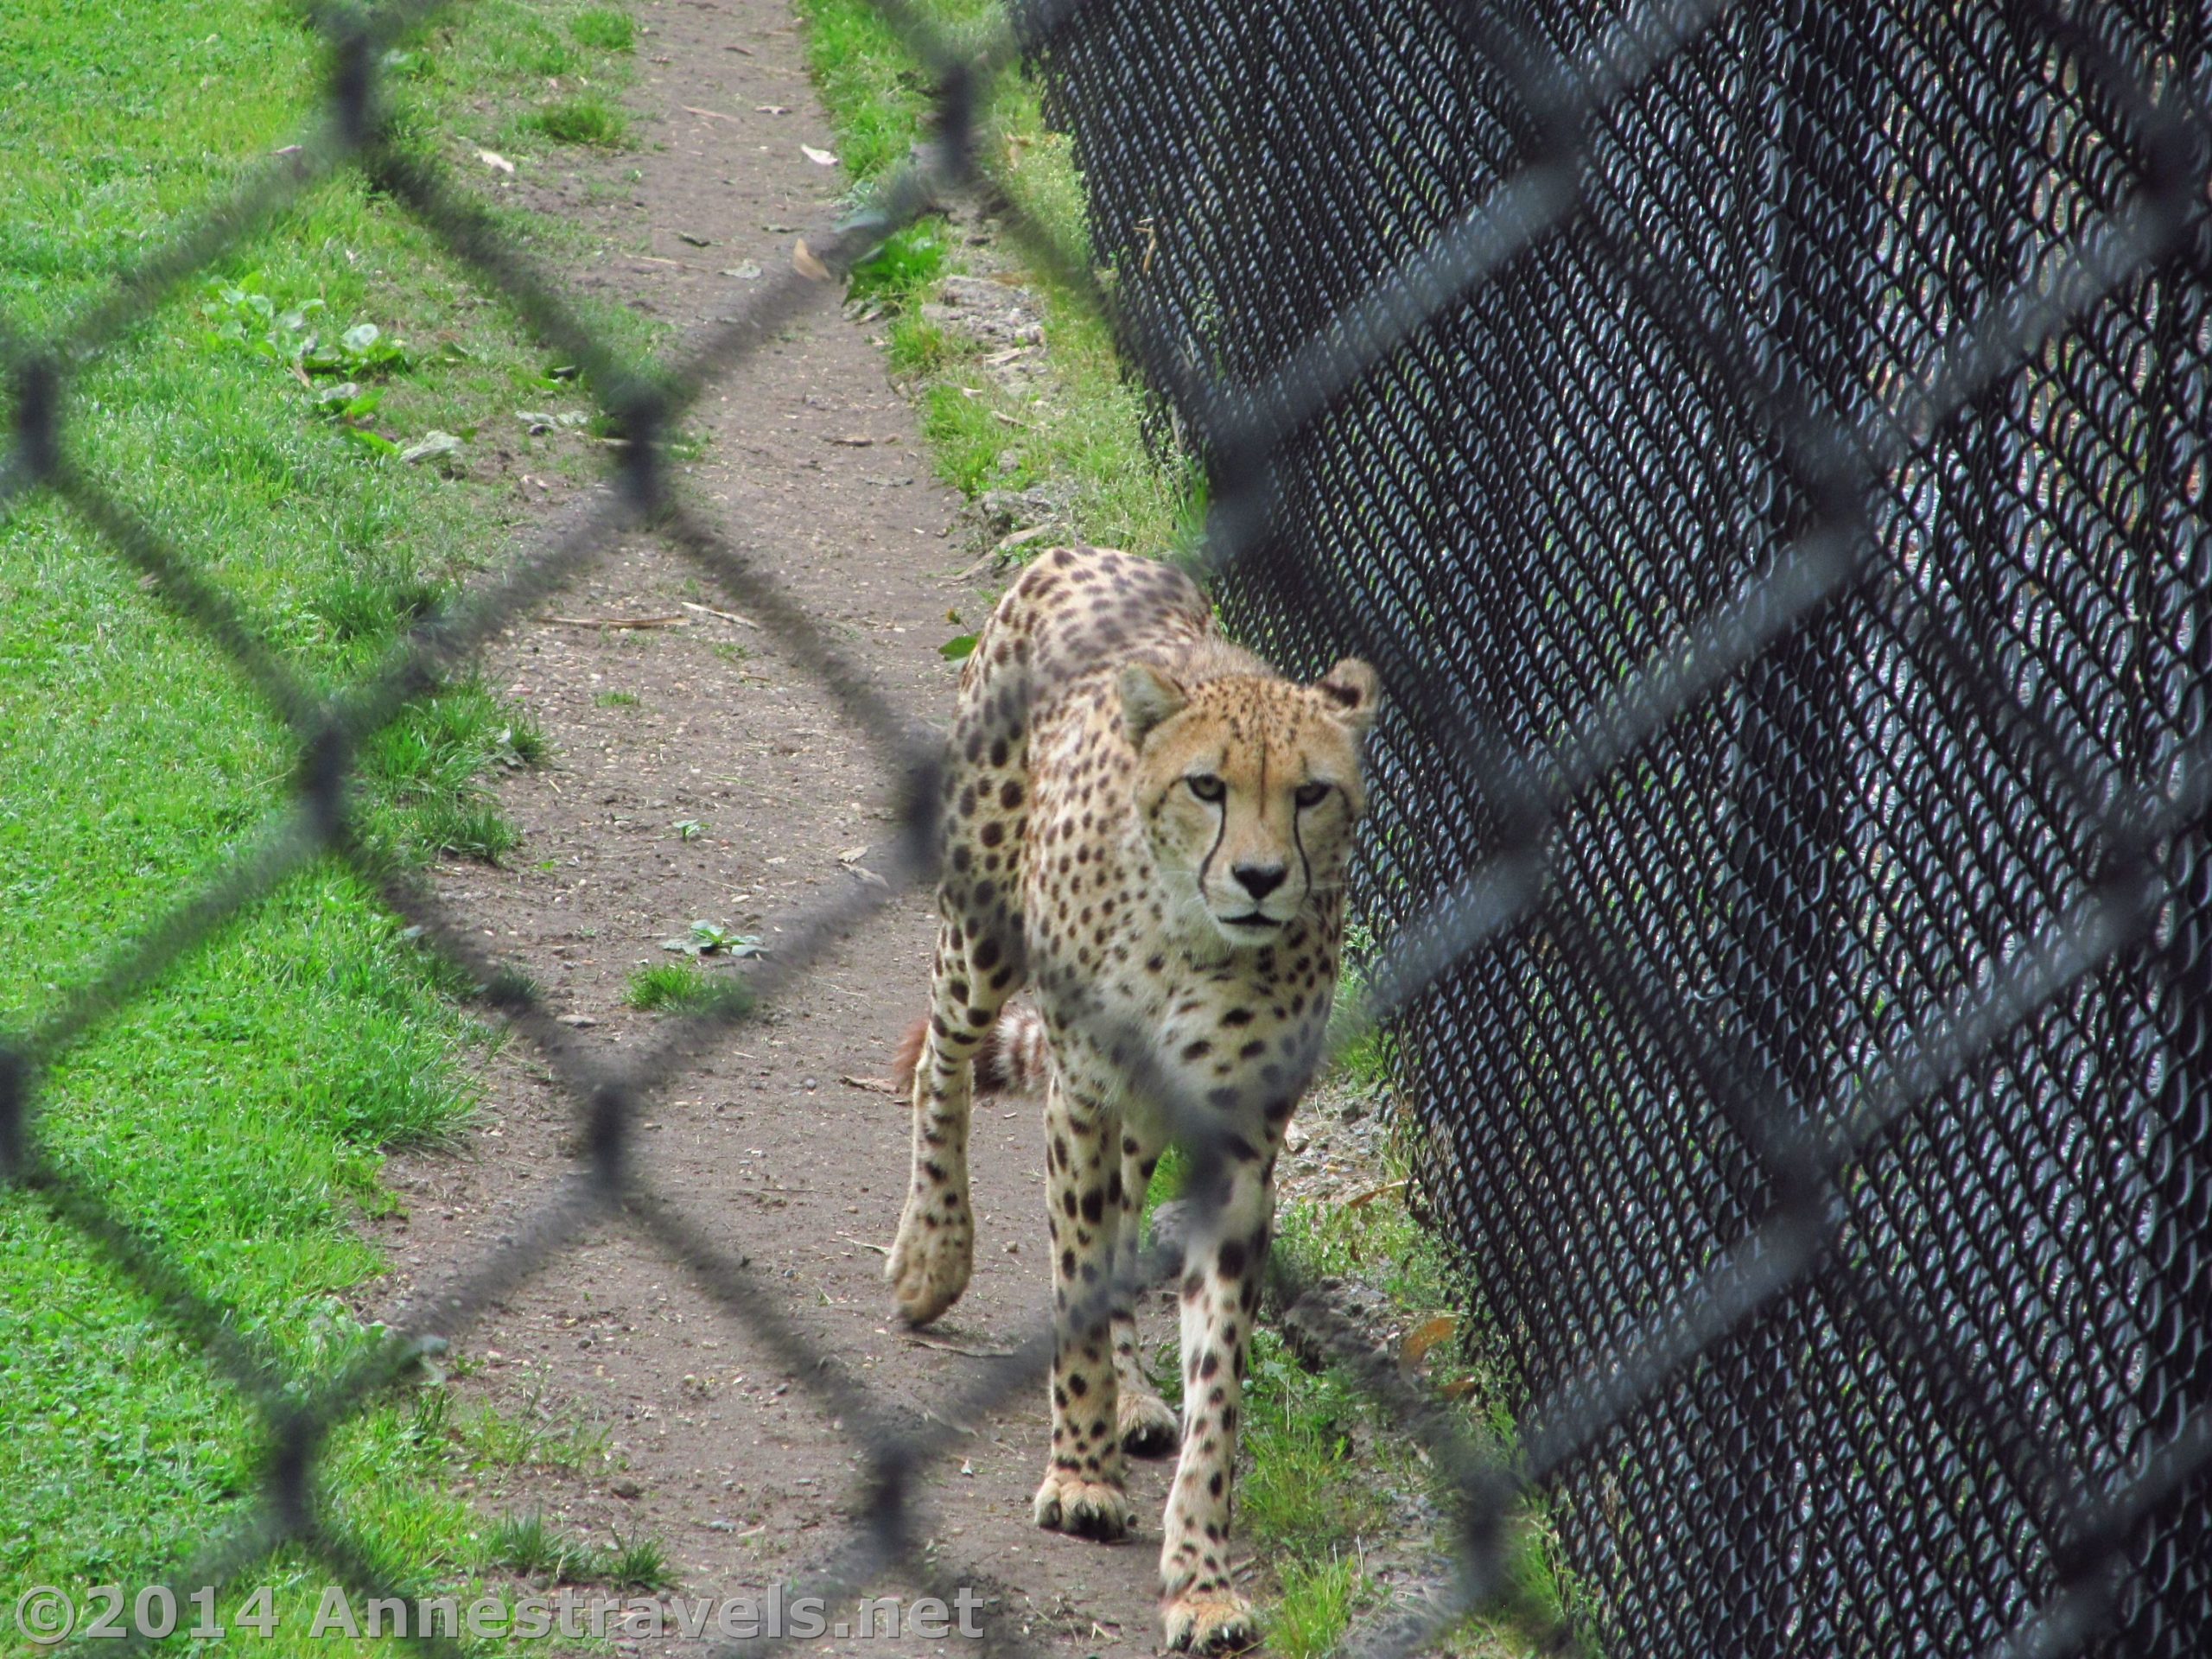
left=889, top=1006, right=1051, bottom=1103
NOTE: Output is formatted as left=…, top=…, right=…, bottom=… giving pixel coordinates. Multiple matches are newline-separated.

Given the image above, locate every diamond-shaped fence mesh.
left=2, top=0, right=2208, bottom=1656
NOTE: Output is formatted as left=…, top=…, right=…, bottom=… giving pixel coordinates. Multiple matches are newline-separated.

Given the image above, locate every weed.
left=483, top=1511, right=596, bottom=1581
left=604, top=1533, right=677, bottom=1592
left=626, top=963, right=714, bottom=1012
left=660, top=918, right=764, bottom=957
left=457, top=1380, right=613, bottom=1474
left=595, top=689, right=639, bottom=708
left=532, top=93, right=629, bottom=148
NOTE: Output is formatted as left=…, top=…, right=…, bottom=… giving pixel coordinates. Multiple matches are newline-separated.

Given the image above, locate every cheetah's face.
left=1121, top=658, right=1379, bottom=945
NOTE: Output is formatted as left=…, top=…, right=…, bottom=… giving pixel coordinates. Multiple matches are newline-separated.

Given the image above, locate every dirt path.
left=362, top=2, right=1181, bottom=1652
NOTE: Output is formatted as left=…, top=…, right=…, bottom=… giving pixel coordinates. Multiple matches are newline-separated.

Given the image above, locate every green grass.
left=0, top=1, right=652, bottom=1649
left=1273, top=1553, right=1363, bottom=1659
left=793, top=0, right=1195, bottom=556
left=481, top=1511, right=600, bottom=1582
left=625, top=963, right=714, bottom=1012
left=569, top=8, right=636, bottom=53
left=531, top=93, right=629, bottom=149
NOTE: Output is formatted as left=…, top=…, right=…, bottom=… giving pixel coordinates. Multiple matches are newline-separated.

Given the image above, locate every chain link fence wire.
left=1027, top=0, right=2212, bottom=1654
left=4, top=0, right=2209, bottom=1656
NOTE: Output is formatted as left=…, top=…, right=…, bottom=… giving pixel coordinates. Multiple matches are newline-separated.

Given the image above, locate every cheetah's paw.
left=1032, top=1468, right=1134, bottom=1541
left=1162, top=1587, right=1257, bottom=1653
left=1117, top=1389, right=1179, bottom=1457
left=885, top=1205, right=971, bottom=1327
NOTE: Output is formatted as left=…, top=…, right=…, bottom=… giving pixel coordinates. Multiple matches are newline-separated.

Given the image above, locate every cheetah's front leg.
left=887, top=918, right=1008, bottom=1325
left=1033, top=1073, right=1135, bottom=1540
left=1160, top=1164, right=1273, bottom=1652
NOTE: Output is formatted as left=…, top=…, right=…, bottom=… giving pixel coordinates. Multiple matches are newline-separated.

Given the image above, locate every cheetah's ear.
left=1315, top=658, right=1380, bottom=736
left=1120, top=661, right=1188, bottom=747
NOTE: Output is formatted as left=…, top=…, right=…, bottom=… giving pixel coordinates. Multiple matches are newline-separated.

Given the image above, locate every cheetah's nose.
left=1231, top=862, right=1287, bottom=900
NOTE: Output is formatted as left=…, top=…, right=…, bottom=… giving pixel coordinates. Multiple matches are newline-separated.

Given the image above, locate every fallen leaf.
left=1401, top=1314, right=1457, bottom=1365
left=477, top=149, right=514, bottom=174
left=682, top=105, right=740, bottom=123
left=791, top=238, right=830, bottom=282
left=756, top=105, right=790, bottom=114
left=838, top=847, right=870, bottom=864
left=1344, top=1179, right=1410, bottom=1210
left=839, top=1075, right=900, bottom=1096
left=827, top=434, right=874, bottom=447
left=676, top=232, right=714, bottom=247
left=1439, top=1376, right=1480, bottom=1402
left=719, top=260, right=763, bottom=280
left=801, top=143, right=838, bottom=167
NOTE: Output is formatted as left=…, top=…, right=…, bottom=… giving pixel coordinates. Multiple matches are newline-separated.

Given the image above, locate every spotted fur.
left=885, top=544, right=1377, bottom=1651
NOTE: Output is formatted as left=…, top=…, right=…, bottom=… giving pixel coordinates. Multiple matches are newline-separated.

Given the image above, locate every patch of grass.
left=595, top=688, right=639, bottom=708
left=531, top=92, right=629, bottom=148
left=626, top=963, right=714, bottom=1012
left=793, top=0, right=1192, bottom=556
left=1240, top=1334, right=1393, bottom=1560
left=456, top=1379, right=613, bottom=1475
left=0, top=0, right=657, bottom=1643
left=570, top=8, right=637, bottom=52
left=1271, top=1553, right=1363, bottom=1659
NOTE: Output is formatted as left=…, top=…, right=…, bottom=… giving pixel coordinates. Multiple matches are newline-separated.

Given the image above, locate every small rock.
left=610, top=1478, right=643, bottom=1500
left=556, top=1013, right=598, bottom=1028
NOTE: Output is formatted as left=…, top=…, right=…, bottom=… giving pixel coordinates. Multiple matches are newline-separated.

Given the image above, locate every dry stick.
left=537, top=613, right=687, bottom=629
left=681, top=599, right=760, bottom=627
left=905, top=1336, right=1020, bottom=1359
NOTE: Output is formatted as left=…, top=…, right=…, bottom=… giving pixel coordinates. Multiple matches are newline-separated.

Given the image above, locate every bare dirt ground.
left=359, top=2, right=1200, bottom=1652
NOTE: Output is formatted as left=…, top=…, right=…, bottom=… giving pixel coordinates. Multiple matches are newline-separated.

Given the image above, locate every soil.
left=359, top=2, right=1201, bottom=1653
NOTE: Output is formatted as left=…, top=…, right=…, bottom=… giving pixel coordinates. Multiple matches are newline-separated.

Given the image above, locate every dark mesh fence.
left=1031, top=0, right=2212, bottom=1654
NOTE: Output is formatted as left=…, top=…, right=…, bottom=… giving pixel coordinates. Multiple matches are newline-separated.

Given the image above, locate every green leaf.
left=938, top=632, right=978, bottom=661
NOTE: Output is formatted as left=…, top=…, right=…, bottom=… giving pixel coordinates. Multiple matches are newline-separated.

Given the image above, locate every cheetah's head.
left=1121, top=658, right=1379, bottom=946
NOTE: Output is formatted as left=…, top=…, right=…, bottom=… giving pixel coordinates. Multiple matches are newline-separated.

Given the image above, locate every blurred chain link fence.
left=1030, top=0, right=2212, bottom=1653
left=3, top=0, right=2209, bottom=1656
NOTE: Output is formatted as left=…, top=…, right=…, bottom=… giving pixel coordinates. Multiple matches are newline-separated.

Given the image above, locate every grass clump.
left=570, top=8, right=637, bottom=51
left=604, top=1533, right=677, bottom=1592
left=531, top=92, right=629, bottom=148
left=626, top=963, right=715, bottom=1012
left=482, top=1511, right=599, bottom=1581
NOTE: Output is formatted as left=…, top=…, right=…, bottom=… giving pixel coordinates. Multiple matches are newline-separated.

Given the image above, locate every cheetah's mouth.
left=1221, top=912, right=1279, bottom=930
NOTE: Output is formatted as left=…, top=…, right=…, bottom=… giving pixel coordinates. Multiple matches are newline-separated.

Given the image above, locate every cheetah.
left=885, top=544, right=1377, bottom=1651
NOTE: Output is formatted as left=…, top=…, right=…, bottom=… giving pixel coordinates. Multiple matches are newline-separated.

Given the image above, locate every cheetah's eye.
left=1186, top=773, right=1226, bottom=804
left=1294, top=782, right=1332, bottom=809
